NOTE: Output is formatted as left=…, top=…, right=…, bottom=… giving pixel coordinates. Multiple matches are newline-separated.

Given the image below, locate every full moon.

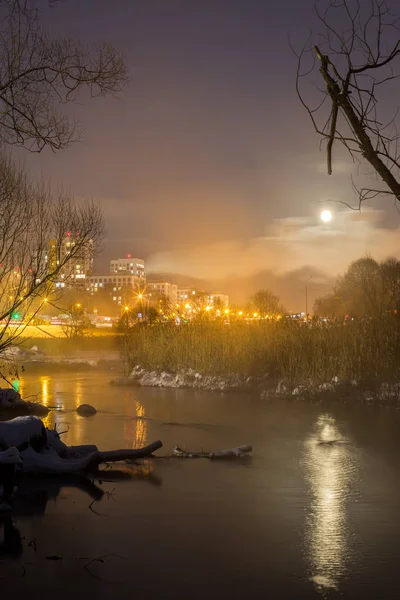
left=320, top=209, right=332, bottom=223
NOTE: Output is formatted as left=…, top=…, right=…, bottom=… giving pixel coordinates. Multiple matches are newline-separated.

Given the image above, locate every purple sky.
left=19, top=0, right=400, bottom=307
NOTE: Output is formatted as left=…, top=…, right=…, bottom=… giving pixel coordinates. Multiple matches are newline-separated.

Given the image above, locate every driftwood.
left=18, top=441, right=163, bottom=474
left=91, top=441, right=163, bottom=465
left=172, top=445, right=252, bottom=459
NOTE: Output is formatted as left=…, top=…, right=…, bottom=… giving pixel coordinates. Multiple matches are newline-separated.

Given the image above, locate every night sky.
left=21, top=0, right=400, bottom=308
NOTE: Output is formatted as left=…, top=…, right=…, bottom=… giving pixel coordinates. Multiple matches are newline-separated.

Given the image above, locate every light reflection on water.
left=19, top=375, right=151, bottom=456
left=303, top=414, right=359, bottom=592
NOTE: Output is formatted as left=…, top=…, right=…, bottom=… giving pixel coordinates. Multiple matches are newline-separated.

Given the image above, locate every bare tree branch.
left=0, top=153, right=105, bottom=362
left=0, top=0, right=128, bottom=152
left=296, top=0, right=400, bottom=205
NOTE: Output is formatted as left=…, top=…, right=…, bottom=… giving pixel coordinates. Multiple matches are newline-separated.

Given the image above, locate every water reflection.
left=123, top=396, right=153, bottom=479
left=40, top=376, right=52, bottom=429
left=303, top=414, right=358, bottom=592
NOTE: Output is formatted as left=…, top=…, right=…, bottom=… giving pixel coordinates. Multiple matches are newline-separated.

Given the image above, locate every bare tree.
left=0, top=0, right=126, bottom=373
left=380, top=257, right=400, bottom=309
left=60, top=303, right=92, bottom=339
left=0, top=0, right=127, bottom=151
left=251, top=289, right=285, bottom=316
left=295, top=0, right=400, bottom=206
left=0, top=153, right=104, bottom=357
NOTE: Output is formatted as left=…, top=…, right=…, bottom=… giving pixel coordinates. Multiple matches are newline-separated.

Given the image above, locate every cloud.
left=146, top=208, right=400, bottom=281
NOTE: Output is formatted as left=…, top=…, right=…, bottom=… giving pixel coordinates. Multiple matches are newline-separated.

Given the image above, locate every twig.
left=83, top=553, right=125, bottom=581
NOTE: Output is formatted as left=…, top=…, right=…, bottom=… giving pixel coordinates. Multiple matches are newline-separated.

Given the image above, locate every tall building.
left=147, top=282, right=178, bottom=305
left=110, top=255, right=145, bottom=279
left=54, top=234, right=93, bottom=289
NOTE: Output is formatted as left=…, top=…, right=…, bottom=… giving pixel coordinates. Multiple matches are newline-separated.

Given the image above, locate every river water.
left=2, top=371, right=400, bottom=598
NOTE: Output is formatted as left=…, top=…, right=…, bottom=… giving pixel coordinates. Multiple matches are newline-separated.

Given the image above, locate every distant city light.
left=320, top=209, right=332, bottom=222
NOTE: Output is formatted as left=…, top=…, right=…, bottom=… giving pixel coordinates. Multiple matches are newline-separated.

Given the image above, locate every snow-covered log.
left=19, top=442, right=164, bottom=474
left=172, top=444, right=252, bottom=459
left=0, top=417, right=163, bottom=474
left=0, top=416, right=47, bottom=451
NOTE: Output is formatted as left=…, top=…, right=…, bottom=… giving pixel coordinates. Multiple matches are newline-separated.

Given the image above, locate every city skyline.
left=17, top=0, right=400, bottom=310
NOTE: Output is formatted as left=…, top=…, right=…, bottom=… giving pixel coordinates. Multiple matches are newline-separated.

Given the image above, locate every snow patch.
left=125, top=366, right=248, bottom=392
left=0, top=415, right=44, bottom=448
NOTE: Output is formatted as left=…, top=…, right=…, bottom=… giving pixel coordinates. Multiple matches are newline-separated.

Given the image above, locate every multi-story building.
left=176, top=288, right=202, bottom=304
left=110, top=255, right=145, bottom=279
left=176, top=288, right=229, bottom=308
left=53, top=234, right=93, bottom=289
left=207, top=293, right=229, bottom=308
left=87, top=272, right=144, bottom=305
left=147, top=282, right=178, bottom=305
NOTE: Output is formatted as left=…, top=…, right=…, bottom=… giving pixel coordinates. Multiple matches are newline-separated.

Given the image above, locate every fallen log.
left=172, top=444, right=252, bottom=459
left=90, top=441, right=163, bottom=465
left=18, top=441, right=164, bottom=474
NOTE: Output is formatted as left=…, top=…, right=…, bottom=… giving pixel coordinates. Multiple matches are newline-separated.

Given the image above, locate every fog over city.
left=16, top=0, right=400, bottom=309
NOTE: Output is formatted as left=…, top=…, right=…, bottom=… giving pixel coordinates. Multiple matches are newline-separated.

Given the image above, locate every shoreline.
left=111, top=365, right=400, bottom=407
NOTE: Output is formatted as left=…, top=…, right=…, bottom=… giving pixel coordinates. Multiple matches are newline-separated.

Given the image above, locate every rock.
left=76, top=404, right=97, bottom=416
left=0, top=388, right=25, bottom=409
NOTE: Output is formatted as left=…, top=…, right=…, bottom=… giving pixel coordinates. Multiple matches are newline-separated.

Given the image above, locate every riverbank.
left=113, top=365, right=400, bottom=407
left=2, top=335, right=123, bottom=376
left=117, top=318, right=400, bottom=405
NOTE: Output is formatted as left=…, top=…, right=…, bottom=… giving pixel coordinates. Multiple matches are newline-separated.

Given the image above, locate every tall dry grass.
left=122, top=317, right=400, bottom=386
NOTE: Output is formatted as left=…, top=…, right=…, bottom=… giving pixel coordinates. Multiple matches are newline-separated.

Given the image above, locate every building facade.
left=207, top=293, right=229, bottom=308
left=147, top=282, right=178, bottom=305
left=110, top=255, right=145, bottom=279
left=87, top=273, right=143, bottom=305
left=54, top=235, right=93, bottom=289
left=176, top=288, right=202, bottom=304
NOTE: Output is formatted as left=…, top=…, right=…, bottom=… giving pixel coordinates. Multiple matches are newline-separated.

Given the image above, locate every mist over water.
left=2, top=372, right=400, bottom=598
